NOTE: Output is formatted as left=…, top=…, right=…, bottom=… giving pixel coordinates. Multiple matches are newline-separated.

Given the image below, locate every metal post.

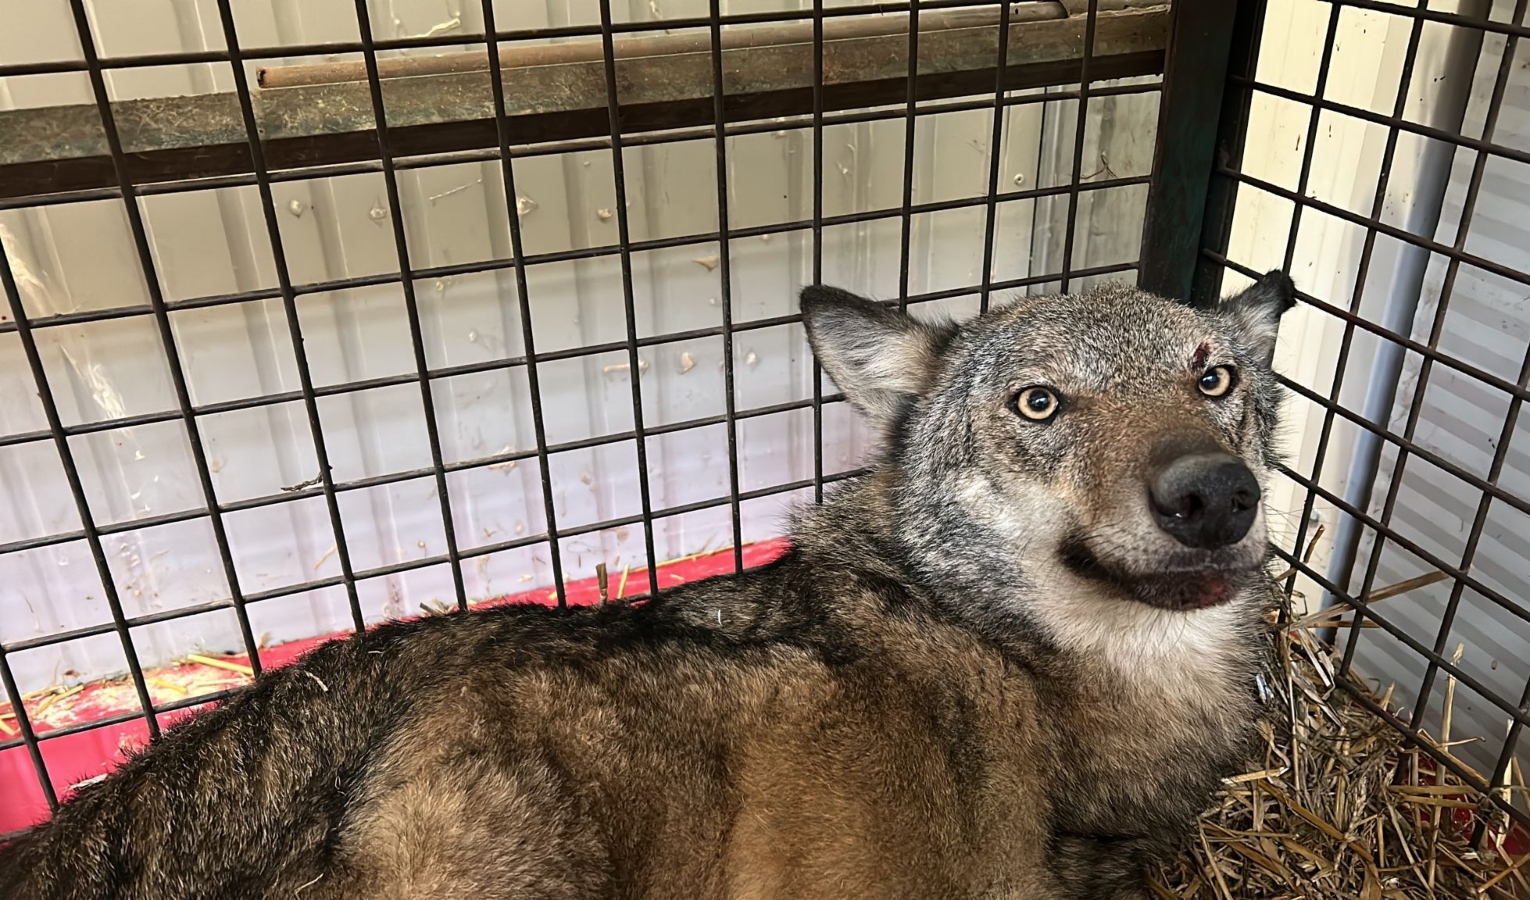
left=1137, top=0, right=1245, bottom=305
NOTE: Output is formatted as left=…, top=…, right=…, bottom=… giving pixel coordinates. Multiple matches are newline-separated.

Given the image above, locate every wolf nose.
left=1148, top=452, right=1261, bottom=549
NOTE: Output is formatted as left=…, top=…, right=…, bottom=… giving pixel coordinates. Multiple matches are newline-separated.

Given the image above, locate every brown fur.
left=0, top=276, right=1294, bottom=899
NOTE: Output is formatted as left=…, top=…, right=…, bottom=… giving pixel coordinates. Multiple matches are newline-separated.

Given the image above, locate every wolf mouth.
left=1058, top=534, right=1256, bottom=611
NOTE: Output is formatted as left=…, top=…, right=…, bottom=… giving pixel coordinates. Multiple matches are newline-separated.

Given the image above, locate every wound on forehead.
left=1191, top=341, right=1211, bottom=371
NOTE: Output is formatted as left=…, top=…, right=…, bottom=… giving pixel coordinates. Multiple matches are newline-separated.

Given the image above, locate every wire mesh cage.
left=1, top=0, right=1528, bottom=887
left=0, top=0, right=1163, bottom=834
left=1200, top=0, right=1530, bottom=845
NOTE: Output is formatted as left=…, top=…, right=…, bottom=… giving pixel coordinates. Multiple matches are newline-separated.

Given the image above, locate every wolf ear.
left=1219, top=270, right=1296, bottom=365
left=801, top=285, right=957, bottom=432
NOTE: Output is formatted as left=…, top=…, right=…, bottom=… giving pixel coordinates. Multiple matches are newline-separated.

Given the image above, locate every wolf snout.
left=1148, top=452, right=1261, bottom=550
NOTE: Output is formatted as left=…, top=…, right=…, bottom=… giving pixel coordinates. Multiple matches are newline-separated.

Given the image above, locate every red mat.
left=0, top=539, right=790, bottom=833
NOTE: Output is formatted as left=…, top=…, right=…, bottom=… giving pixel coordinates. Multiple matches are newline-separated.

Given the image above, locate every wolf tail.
left=0, top=634, right=402, bottom=900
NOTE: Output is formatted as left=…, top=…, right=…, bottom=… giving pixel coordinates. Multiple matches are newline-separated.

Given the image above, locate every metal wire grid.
left=0, top=0, right=1143, bottom=826
left=1203, top=0, right=1530, bottom=837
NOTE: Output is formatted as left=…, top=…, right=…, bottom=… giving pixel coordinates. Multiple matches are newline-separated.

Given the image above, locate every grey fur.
left=0, top=273, right=1295, bottom=900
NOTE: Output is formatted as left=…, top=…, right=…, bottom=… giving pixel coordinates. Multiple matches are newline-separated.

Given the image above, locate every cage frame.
left=1, top=0, right=1527, bottom=852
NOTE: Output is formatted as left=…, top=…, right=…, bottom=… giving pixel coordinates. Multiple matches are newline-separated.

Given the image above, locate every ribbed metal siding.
left=0, top=0, right=1158, bottom=691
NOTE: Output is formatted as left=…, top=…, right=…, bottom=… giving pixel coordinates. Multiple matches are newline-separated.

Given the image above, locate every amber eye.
left=1198, top=365, right=1236, bottom=398
left=1012, top=387, right=1060, bottom=422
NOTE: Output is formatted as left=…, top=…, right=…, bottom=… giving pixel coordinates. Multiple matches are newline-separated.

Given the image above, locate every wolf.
left=0, top=272, right=1294, bottom=900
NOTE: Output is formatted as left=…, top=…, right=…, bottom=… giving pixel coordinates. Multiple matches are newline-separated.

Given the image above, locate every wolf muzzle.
left=1148, top=447, right=1261, bottom=550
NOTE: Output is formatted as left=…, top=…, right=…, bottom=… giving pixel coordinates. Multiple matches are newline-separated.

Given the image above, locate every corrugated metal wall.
left=1346, top=2, right=1530, bottom=777
left=1232, top=0, right=1529, bottom=777
left=0, top=0, right=1158, bottom=692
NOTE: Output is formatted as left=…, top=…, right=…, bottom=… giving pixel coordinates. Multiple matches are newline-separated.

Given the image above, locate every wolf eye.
left=1011, top=387, right=1060, bottom=422
left=1198, top=365, right=1236, bottom=398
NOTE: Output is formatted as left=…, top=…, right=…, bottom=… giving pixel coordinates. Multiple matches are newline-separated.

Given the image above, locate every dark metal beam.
left=1137, top=0, right=1254, bottom=306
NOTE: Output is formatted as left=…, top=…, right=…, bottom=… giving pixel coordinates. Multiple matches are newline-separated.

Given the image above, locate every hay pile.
left=1154, top=606, right=1528, bottom=899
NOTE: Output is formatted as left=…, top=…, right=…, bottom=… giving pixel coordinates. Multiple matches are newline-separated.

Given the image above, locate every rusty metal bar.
left=256, top=4, right=1110, bottom=88
left=0, top=4, right=1168, bottom=201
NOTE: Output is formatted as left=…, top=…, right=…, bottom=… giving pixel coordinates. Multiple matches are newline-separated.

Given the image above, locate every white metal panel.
left=1342, top=15, right=1530, bottom=777
left=0, top=0, right=1152, bottom=692
left=1229, top=0, right=1530, bottom=777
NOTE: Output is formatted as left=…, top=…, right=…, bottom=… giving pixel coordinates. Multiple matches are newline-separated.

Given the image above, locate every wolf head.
left=802, top=273, right=1294, bottom=664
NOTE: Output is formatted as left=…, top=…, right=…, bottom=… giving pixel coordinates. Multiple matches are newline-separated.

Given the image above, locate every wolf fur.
left=0, top=273, right=1295, bottom=900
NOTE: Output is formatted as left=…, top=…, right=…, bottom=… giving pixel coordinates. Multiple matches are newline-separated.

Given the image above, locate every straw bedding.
left=1153, top=589, right=1528, bottom=899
